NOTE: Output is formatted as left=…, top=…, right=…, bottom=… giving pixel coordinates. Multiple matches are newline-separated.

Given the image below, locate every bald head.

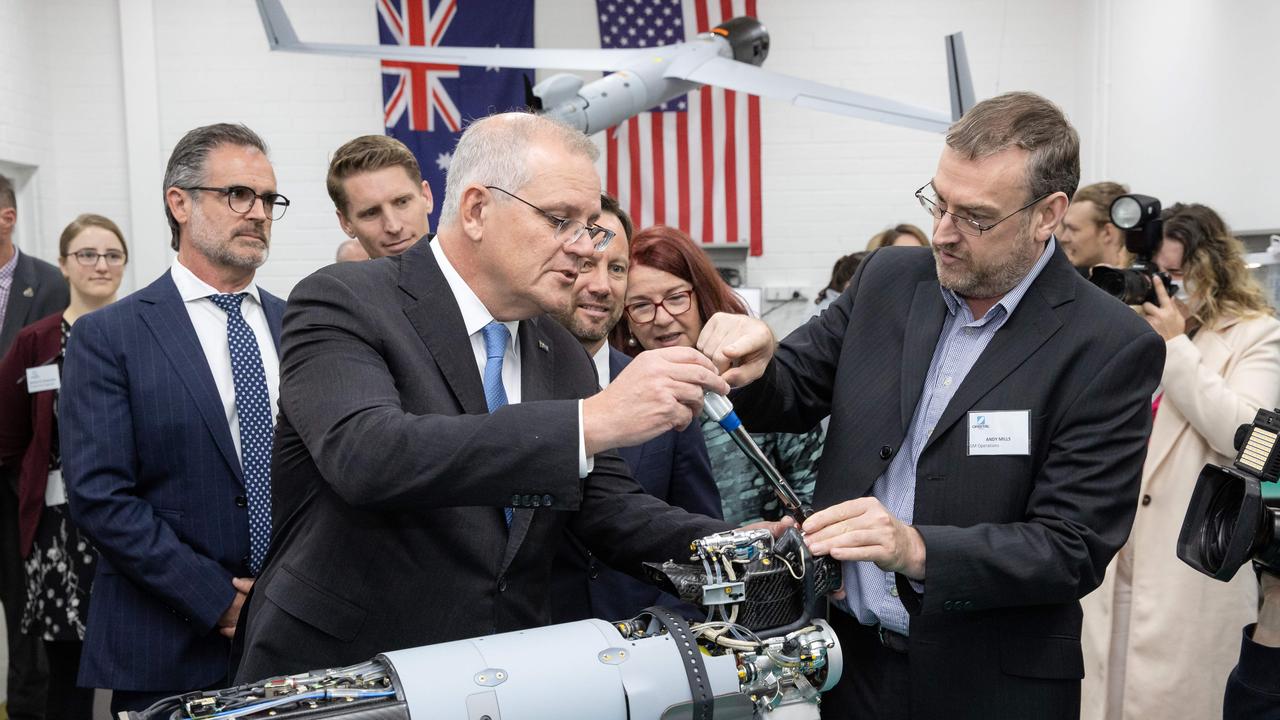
left=335, top=238, right=370, bottom=262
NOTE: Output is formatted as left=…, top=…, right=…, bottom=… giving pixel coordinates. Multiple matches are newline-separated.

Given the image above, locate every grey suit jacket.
left=731, top=244, right=1166, bottom=719
left=237, top=240, right=728, bottom=679
left=0, top=250, right=69, bottom=356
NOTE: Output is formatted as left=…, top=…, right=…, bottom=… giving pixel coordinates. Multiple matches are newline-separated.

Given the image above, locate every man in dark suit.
left=699, top=92, right=1166, bottom=719
left=548, top=194, right=721, bottom=623
left=0, top=172, right=68, bottom=719
left=60, top=123, right=287, bottom=714
left=237, top=113, right=736, bottom=679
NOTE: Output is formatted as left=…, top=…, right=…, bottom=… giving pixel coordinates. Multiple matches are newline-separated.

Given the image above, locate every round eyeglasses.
left=624, top=289, right=695, bottom=324
left=183, top=185, right=291, bottom=221
left=485, top=186, right=615, bottom=251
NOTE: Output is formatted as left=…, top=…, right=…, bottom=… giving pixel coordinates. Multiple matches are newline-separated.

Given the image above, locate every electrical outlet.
left=763, top=286, right=806, bottom=302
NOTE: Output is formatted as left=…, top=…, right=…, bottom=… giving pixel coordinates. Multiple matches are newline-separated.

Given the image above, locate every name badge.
left=25, top=365, right=60, bottom=393
left=967, top=410, right=1030, bottom=456
left=45, top=469, right=67, bottom=507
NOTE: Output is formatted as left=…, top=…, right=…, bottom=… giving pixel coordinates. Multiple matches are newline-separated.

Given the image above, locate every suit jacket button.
left=497, top=577, right=507, bottom=593
left=1141, top=494, right=1152, bottom=506
left=589, top=566, right=599, bottom=580
left=522, top=494, right=533, bottom=507
left=879, top=445, right=893, bottom=460
left=234, top=495, right=248, bottom=508
left=511, top=494, right=521, bottom=507
left=542, top=494, right=553, bottom=507
left=964, top=600, right=974, bottom=609
left=943, top=600, right=954, bottom=611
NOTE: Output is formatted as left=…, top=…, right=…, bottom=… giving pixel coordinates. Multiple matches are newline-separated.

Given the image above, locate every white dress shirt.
left=170, top=258, right=281, bottom=464
left=431, top=240, right=591, bottom=476
left=592, top=343, right=611, bottom=390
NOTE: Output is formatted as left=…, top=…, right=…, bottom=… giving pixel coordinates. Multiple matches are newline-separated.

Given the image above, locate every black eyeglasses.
left=915, top=182, right=1049, bottom=237
left=625, top=289, right=695, bottom=324
left=183, top=185, right=291, bottom=221
left=64, top=250, right=127, bottom=267
left=485, top=186, right=615, bottom=251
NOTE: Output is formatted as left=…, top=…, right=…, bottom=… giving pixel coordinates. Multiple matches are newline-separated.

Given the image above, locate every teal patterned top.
left=701, top=417, right=825, bottom=526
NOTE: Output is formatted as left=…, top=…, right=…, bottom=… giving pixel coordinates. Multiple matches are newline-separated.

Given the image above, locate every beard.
left=555, top=301, right=621, bottom=345
left=189, top=205, right=269, bottom=270
left=934, top=217, right=1042, bottom=299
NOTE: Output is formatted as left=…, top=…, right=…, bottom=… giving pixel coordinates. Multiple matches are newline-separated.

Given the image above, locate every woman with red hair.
left=610, top=225, right=825, bottom=525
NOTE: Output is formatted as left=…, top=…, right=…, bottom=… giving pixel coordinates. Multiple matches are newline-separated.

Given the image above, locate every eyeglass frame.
left=624, top=288, right=696, bottom=324
left=915, top=181, right=1051, bottom=237
left=181, top=185, right=291, bottom=221
left=62, top=249, right=128, bottom=267
left=484, top=185, right=615, bottom=251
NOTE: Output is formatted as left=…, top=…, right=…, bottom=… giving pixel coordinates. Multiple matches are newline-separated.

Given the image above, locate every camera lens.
left=1202, top=479, right=1244, bottom=572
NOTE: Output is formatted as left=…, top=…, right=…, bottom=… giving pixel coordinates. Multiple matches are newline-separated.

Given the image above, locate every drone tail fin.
left=946, top=32, right=976, bottom=122
left=256, top=0, right=301, bottom=51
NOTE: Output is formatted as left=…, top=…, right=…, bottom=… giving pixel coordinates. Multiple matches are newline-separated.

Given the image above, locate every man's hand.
left=583, top=347, right=729, bottom=455
left=1141, top=278, right=1189, bottom=341
left=696, top=313, right=775, bottom=388
left=1255, top=572, right=1280, bottom=647
left=801, top=498, right=926, bottom=580
left=216, top=577, right=255, bottom=639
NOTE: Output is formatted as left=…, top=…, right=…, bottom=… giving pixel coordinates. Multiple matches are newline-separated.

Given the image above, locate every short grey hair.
left=946, top=91, right=1080, bottom=203
left=439, top=112, right=599, bottom=229
left=163, top=123, right=269, bottom=250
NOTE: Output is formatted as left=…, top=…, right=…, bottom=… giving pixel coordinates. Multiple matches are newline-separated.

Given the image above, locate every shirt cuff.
left=578, top=400, right=593, bottom=478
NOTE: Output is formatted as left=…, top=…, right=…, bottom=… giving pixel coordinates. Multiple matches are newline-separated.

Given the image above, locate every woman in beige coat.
left=1082, top=202, right=1280, bottom=720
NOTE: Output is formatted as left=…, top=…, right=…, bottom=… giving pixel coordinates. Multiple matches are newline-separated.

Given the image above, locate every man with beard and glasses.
left=548, top=194, right=721, bottom=623
left=59, top=123, right=287, bottom=714
left=695, top=92, right=1165, bottom=719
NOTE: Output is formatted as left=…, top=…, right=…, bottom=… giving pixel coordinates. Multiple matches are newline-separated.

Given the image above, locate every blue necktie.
left=481, top=321, right=514, bottom=526
left=208, top=293, right=273, bottom=575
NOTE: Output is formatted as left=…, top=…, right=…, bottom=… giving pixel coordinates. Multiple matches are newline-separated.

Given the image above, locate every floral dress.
left=20, top=319, right=97, bottom=641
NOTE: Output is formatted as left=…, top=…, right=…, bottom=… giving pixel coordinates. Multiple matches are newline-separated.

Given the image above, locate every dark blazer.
left=61, top=271, right=284, bottom=692
left=0, top=251, right=68, bottom=357
left=236, top=241, right=729, bottom=679
left=0, top=312, right=63, bottom=557
left=730, top=245, right=1165, bottom=719
left=549, top=347, right=721, bottom=623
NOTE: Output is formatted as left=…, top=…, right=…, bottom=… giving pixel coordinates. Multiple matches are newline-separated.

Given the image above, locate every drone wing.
left=256, top=0, right=648, bottom=71
left=668, top=56, right=952, bottom=134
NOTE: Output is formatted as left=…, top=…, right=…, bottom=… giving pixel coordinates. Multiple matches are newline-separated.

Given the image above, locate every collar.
left=941, top=236, right=1057, bottom=321
left=171, top=257, right=262, bottom=305
left=430, top=238, right=519, bottom=343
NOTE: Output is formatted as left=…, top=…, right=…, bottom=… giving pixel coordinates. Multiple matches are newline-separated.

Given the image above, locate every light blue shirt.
left=839, top=238, right=1058, bottom=635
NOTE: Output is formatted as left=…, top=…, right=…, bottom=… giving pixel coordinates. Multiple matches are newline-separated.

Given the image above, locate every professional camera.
left=1177, top=408, right=1280, bottom=580
left=1089, top=193, right=1179, bottom=305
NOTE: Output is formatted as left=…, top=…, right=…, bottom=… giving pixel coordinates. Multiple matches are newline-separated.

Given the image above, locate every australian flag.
left=378, top=0, right=534, bottom=231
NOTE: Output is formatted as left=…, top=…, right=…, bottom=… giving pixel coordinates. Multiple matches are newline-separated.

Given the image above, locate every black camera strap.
left=644, top=605, right=715, bottom=719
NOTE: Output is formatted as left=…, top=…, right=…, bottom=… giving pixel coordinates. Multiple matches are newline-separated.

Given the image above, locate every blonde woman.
left=1082, top=203, right=1280, bottom=720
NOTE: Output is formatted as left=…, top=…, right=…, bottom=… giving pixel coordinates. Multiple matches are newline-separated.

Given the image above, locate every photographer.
left=1082, top=202, right=1280, bottom=719
left=1225, top=571, right=1280, bottom=719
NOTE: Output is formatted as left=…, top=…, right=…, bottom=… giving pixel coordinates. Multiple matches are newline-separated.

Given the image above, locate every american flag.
left=598, top=0, right=763, bottom=255
left=379, top=0, right=532, bottom=231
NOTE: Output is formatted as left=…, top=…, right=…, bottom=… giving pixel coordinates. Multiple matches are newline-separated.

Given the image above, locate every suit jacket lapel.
left=398, top=245, right=487, bottom=415
left=900, top=281, right=948, bottom=435
left=498, top=318, right=556, bottom=573
left=261, top=291, right=284, bottom=351
left=137, top=271, right=244, bottom=482
left=1, top=253, right=37, bottom=351
left=923, top=249, right=1074, bottom=453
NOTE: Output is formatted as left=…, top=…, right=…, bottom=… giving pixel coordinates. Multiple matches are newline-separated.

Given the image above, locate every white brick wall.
left=2, top=0, right=1276, bottom=334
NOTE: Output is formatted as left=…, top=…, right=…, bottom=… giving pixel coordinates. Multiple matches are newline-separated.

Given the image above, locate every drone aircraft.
left=255, top=0, right=975, bottom=137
